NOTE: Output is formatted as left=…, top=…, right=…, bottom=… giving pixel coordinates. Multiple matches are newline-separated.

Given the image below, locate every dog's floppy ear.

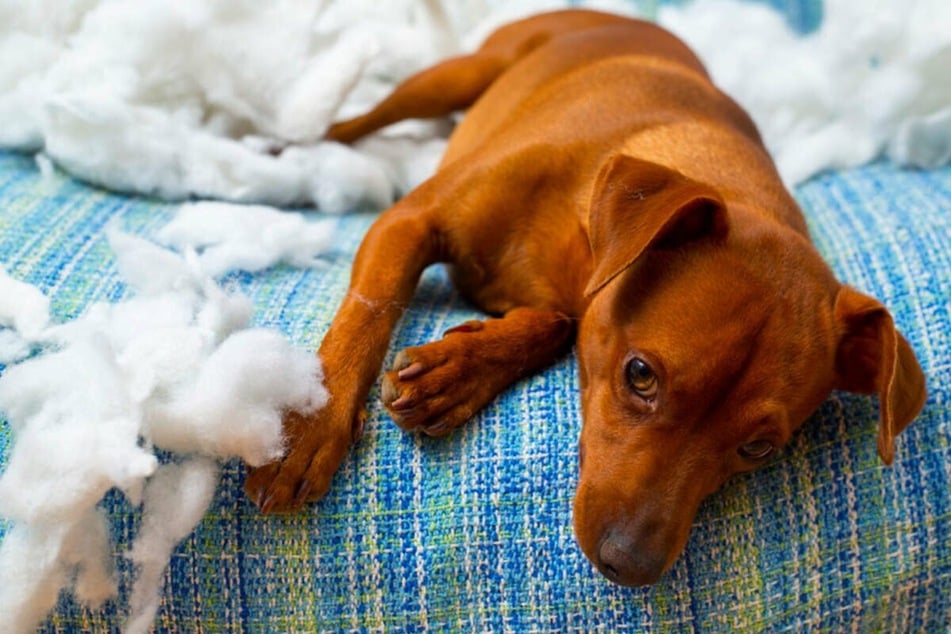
left=833, top=285, right=927, bottom=465
left=584, top=155, right=727, bottom=297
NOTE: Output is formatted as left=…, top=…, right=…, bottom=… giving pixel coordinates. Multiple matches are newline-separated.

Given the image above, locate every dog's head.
left=574, top=155, right=926, bottom=587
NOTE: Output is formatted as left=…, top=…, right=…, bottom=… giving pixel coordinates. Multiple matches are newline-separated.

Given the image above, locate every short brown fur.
left=245, top=10, right=926, bottom=586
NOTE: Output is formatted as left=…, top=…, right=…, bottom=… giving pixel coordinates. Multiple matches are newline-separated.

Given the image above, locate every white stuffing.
left=0, top=265, right=50, bottom=339
left=0, top=218, right=329, bottom=632
left=124, top=457, right=221, bottom=634
left=158, top=201, right=337, bottom=277
left=658, top=0, right=951, bottom=183
left=1, top=0, right=949, bottom=201
left=146, top=329, right=325, bottom=465
left=0, top=264, right=52, bottom=364
left=0, top=338, right=159, bottom=523
left=34, top=152, right=56, bottom=181
left=0, top=0, right=484, bottom=212
left=1, top=1, right=950, bottom=631
left=0, top=331, right=34, bottom=366
left=0, top=509, right=116, bottom=634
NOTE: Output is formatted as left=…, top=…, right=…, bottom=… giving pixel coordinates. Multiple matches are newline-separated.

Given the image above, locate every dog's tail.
left=325, top=9, right=630, bottom=144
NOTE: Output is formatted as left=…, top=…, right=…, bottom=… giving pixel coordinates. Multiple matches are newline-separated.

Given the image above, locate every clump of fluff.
left=1, top=0, right=949, bottom=207
left=0, top=204, right=330, bottom=633
left=659, top=0, right=951, bottom=184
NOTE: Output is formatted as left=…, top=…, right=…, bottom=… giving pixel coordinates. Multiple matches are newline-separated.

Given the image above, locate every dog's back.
left=444, top=13, right=807, bottom=228
left=380, top=14, right=804, bottom=315
left=442, top=14, right=715, bottom=161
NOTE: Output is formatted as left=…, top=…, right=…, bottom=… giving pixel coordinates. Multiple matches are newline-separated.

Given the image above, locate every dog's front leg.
left=245, top=199, right=441, bottom=513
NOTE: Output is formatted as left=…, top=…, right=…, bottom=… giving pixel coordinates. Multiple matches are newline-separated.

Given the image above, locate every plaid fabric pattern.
left=2, top=147, right=949, bottom=631
left=1, top=2, right=950, bottom=628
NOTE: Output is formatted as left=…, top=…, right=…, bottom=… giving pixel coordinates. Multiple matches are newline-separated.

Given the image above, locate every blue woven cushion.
left=1, top=146, right=949, bottom=631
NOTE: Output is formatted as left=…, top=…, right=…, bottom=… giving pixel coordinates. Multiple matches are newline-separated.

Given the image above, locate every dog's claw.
left=444, top=320, right=484, bottom=335
left=293, top=479, right=313, bottom=505
left=261, top=491, right=278, bottom=515
left=352, top=408, right=367, bottom=443
left=244, top=471, right=269, bottom=510
left=424, top=421, right=450, bottom=436
left=390, top=394, right=414, bottom=411
left=398, top=361, right=426, bottom=380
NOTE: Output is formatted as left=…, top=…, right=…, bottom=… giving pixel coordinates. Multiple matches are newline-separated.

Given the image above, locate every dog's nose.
left=597, top=533, right=666, bottom=587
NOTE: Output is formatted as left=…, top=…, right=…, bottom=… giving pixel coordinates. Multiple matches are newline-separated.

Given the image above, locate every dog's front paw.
left=244, top=407, right=361, bottom=514
left=381, top=310, right=571, bottom=437
left=381, top=349, right=462, bottom=436
left=381, top=323, right=498, bottom=436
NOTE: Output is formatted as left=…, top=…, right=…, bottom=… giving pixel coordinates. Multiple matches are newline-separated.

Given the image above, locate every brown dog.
left=244, top=9, right=927, bottom=586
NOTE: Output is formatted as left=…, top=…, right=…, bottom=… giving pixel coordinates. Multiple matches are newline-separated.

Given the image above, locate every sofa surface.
left=2, top=0, right=951, bottom=631
left=1, top=146, right=949, bottom=631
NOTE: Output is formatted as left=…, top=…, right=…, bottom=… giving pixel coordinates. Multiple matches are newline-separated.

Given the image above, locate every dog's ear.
left=833, top=285, right=927, bottom=464
left=584, top=155, right=727, bottom=297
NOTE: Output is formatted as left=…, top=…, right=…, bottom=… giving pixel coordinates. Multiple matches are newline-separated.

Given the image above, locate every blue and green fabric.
left=2, top=2, right=950, bottom=632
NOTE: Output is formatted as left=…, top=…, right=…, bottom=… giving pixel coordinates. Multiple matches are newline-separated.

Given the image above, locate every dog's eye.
left=739, top=439, right=775, bottom=461
left=625, top=357, right=657, bottom=399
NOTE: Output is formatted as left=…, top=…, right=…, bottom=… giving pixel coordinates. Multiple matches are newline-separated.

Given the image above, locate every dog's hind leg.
left=325, top=10, right=630, bottom=144
left=324, top=51, right=510, bottom=144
